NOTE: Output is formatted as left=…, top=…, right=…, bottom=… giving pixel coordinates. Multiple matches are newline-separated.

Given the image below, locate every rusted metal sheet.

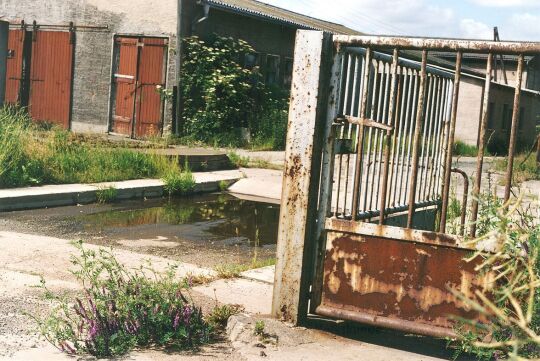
left=28, top=30, right=73, bottom=129
left=318, top=221, right=493, bottom=338
left=333, top=35, right=540, bottom=54
left=5, top=29, right=25, bottom=104
left=135, top=37, right=167, bottom=138
left=112, top=36, right=166, bottom=138
left=113, top=37, right=138, bottom=136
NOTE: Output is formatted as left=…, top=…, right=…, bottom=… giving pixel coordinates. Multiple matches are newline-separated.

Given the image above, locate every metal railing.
left=328, top=35, right=540, bottom=235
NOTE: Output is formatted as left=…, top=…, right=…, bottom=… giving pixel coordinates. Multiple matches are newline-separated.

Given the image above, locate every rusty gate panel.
left=5, top=29, right=25, bottom=104
left=112, top=37, right=138, bottom=136
left=28, top=30, right=73, bottom=129
left=135, top=37, right=166, bottom=137
left=317, top=220, right=492, bottom=338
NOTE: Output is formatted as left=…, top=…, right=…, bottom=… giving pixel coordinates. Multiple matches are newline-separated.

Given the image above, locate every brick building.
left=0, top=0, right=358, bottom=137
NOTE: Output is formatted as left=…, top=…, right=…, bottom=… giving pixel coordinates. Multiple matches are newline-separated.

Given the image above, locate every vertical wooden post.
left=272, top=30, right=332, bottom=325
left=0, top=21, right=8, bottom=106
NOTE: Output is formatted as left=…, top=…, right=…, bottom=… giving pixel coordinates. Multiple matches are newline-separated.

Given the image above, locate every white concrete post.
left=271, top=30, right=332, bottom=324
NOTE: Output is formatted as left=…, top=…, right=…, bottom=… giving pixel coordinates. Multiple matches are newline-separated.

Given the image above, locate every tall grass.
left=493, top=153, right=539, bottom=184
left=0, top=106, right=189, bottom=188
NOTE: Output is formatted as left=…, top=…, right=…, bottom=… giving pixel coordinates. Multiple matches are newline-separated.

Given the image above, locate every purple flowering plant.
left=34, top=240, right=210, bottom=358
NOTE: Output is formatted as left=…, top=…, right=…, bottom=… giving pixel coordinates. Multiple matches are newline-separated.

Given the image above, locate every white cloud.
left=459, top=18, right=492, bottom=39
left=470, top=0, right=540, bottom=7
left=505, top=12, right=540, bottom=40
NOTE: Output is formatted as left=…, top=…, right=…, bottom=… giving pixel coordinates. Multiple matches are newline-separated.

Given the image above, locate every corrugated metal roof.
left=203, top=0, right=363, bottom=35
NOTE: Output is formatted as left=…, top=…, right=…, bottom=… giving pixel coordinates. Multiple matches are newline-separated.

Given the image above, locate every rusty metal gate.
left=272, top=31, right=540, bottom=338
left=111, top=36, right=167, bottom=138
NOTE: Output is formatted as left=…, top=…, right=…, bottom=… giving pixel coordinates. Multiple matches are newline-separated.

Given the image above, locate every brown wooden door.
left=28, top=31, right=73, bottom=129
left=5, top=29, right=25, bottom=104
left=112, top=37, right=138, bottom=136
left=112, top=36, right=166, bottom=138
left=135, top=37, right=167, bottom=137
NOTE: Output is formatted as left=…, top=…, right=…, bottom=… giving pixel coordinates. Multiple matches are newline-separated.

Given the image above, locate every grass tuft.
left=96, top=186, right=118, bottom=204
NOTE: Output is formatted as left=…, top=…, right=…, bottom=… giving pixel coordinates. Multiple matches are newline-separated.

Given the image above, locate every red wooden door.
left=5, top=29, right=25, bottom=104
left=135, top=37, right=166, bottom=138
left=112, top=37, right=138, bottom=136
left=112, top=36, right=166, bottom=138
left=28, top=31, right=73, bottom=129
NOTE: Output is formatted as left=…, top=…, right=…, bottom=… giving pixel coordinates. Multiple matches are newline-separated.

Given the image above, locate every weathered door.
left=112, top=37, right=138, bottom=136
left=5, top=29, right=25, bottom=104
left=28, top=30, right=73, bottom=129
left=112, top=36, right=167, bottom=138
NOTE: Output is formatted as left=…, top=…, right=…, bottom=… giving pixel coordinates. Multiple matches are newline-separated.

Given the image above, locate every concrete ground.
left=0, top=230, right=461, bottom=361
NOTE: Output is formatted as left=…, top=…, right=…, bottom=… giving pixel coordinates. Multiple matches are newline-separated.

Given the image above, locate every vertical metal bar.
left=362, top=59, right=379, bottom=213
left=402, top=70, right=419, bottom=205
left=503, top=54, right=524, bottom=204
left=431, top=78, right=450, bottom=199
left=469, top=53, right=493, bottom=238
left=351, top=47, right=372, bottom=220
left=451, top=168, right=469, bottom=236
left=425, top=77, right=443, bottom=200
left=379, top=49, right=399, bottom=224
left=387, top=65, right=403, bottom=207
left=396, top=68, right=414, bottom=206
left=440, top=52, right=462, bottom=233
left=419, top=76, right=436, bottom=200
left=406, top=50, right=428, bottom=228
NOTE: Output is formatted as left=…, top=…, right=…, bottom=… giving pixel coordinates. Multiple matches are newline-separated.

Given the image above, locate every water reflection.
left=77, top=193, right=280, bottom=247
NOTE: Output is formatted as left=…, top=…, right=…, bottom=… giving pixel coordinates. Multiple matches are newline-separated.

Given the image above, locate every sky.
left=259, top=0, right=540, bottom=41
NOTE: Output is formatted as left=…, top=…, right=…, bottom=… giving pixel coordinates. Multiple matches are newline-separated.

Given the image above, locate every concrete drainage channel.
left=0, top=170, right=244, bottom=212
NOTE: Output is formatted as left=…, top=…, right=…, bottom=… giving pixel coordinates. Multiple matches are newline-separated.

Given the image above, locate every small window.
left=265, top=54, right=280, bottom=85
left=244, top=52, right=259, bottom=70
left=519, top=107, right=525, bottom=130
left=283, top=57, right=293, bottom=88
left=7, top=49, right=15, bottom=59
left=487, top=102, right=496, bottom=130
left=501, top=104, right=513, bottom=133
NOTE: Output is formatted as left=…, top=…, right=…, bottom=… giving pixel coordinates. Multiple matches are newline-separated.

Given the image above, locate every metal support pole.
left=469, top=54, right=493, bottom=238
left=503, top=55, right=524, bottom=204
left=439, top=51, right=462, bottom=233
left=379, top=49, right=399, bottom=224
left=175, top=0, right=184, bottom=135
left=406, top=50, right=428, bottom=228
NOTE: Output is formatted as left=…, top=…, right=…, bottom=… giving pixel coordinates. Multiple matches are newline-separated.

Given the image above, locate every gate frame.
left=272, top=30, right=540, bottom=328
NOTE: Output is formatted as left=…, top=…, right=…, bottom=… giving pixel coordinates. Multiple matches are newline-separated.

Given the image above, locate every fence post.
left=0, top=21, right=8, bottom=106
left=271, top=30, right=332, bottom=325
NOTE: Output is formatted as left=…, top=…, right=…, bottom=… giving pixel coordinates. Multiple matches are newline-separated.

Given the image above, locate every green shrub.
left=179, top=35, right=289, bottom=149
left=163, top=169, right=196, bottom=196
left=228, top=151, right=250, bottom=168
left=452, top=141, right=478, bottom=157
left=0, top=106, right=193, bottom=188
left=96, top=186, right=118, bottom=204
left=493, top=153, right=539, bottom=184
left=452, top=198, right=540, bottom=360
left=34, top=241, right=210, bottom=358
left=254, top=320, right=265, bottom=336
left=206, top=304, right=244, bottom=330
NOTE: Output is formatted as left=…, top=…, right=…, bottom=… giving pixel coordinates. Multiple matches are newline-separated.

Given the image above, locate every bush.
left=163, top=169, right=196, bottom=196
left=96, top=186, right=118, bottom=204
left=452, top=141, right=479, bottom=157
left=452, top=197, right=540, bottom=360
left=180, top=35, right=289, bottom=149
left=35, top=241, right=210, bottom=358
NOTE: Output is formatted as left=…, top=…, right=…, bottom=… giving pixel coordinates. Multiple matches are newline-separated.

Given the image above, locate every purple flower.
left=173, top=312, right=181, bottom=330
left=183, top=305, right=193, bottom=325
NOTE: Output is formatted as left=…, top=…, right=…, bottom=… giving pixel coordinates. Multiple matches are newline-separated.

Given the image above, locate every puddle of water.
left=76, top=193, right=280, bottom=248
